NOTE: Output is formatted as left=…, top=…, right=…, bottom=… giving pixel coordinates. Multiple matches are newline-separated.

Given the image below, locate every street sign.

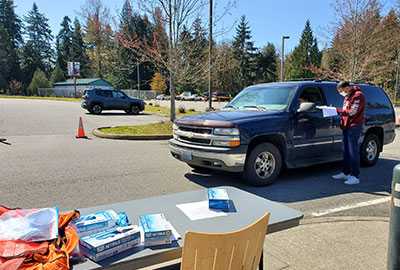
left=67, top=62, right=80, bottom=77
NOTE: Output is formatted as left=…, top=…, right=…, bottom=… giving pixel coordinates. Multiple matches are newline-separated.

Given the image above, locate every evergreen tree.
left=50, top=64, right=65, bottom=85
left=114, top=1, right=154, bottom=89
left=150, top=72, right=167, bottom=92
left=0, top=0, right=23, bottom=87
left=82, top=0, right=115, bottom=78
left=256, top=43, right=278, bottom=83
left=27, top=68, right=51, bottom=96
left=0, top=22, right=12, bottom=90
left=286, top=20, right=321, bottom=80
left=232, top=15, right=257, bottom=88
left=56, top=16, right=73, bottom=76
left=22, top=3, right=53, bottom=82
left=71, top=18, right=89, bottom=77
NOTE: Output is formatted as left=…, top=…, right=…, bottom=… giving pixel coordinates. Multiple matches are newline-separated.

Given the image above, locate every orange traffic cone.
left=76, top=116, right=88, bottom=139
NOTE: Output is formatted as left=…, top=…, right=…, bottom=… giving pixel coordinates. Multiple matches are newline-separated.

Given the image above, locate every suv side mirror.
left=297, top=102, right=317, bottom=113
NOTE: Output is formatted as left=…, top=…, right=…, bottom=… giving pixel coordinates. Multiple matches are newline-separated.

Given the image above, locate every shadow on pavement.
left=185, top=158, right=399, bottom=203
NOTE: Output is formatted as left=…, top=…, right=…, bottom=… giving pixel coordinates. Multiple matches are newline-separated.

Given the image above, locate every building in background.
left=53, top=78, right=113, bottom=97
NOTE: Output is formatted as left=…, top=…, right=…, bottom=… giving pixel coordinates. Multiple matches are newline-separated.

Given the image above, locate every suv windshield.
left=226, top=85, right=297, bottom=111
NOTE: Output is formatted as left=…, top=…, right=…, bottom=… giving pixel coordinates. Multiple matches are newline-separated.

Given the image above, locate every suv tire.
left=360, top=133, right=380, bottom=167
left=130, top=104, right=140, bottom=115
left=242, top=143, right=282, bottom=186
left=91, top=104, right=102, bottom=114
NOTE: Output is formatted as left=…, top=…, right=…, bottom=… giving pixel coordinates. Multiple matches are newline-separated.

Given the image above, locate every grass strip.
left=99, top=121, right=173, bottom=135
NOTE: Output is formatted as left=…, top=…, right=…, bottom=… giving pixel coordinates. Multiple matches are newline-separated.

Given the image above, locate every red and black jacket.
left=336, top=86, right=365, bottom=130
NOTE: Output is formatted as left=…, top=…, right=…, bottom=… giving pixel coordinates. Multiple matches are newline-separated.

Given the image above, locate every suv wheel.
left=360, top=133, right=380, bottom=167
left=242, top=143, right=282, bottom=186
left=91, top=104, right=102, bottom=114
left=130, top=104, right=140, bottom=115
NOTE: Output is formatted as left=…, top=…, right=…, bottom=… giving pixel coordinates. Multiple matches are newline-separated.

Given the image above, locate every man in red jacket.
left=332, top=81, right=365, bottom=185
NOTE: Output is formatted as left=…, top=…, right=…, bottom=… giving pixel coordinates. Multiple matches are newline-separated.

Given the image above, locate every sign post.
left=68, top=62, right=80, bottom=98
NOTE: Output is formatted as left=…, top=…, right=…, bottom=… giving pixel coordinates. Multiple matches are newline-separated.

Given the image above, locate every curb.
left=92, top=128, right=173, bottom=140
left=300, top=216, right=389, bottom=226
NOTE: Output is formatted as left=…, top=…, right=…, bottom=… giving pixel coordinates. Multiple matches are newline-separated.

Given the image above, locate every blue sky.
left=13, top=0, right=337, bottom=53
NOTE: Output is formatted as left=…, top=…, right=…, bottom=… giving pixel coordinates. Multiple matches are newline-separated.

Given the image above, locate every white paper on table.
left=316, top=106, right=337, bottom=117
left=176, top=200, right=227, bottom=221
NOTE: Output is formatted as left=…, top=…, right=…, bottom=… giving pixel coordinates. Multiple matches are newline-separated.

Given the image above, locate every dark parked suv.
left=81, top=89, right=145, bottom=114
left=169, top=80, right=396, bottom=186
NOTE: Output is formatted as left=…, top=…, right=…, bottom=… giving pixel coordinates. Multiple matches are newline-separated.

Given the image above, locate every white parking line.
left=311, top=197, right=391, bottom=217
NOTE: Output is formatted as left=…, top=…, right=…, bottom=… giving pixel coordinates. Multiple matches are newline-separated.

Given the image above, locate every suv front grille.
left=179, top=136, right=211, bottom=144
left=173, top=125, right=240, bottom=147
left=179, top=126, right=212, bottom=134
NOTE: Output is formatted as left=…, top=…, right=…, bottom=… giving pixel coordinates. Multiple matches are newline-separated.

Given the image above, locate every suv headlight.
left=173, top=123, right=178, bottom=131
left=213, top=128, right=239, bottom=135
left=212, top=140, right=240, bottom=147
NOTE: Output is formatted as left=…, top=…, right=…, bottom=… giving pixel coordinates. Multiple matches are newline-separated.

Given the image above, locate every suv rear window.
left=362, top=86, right=392, bottom=109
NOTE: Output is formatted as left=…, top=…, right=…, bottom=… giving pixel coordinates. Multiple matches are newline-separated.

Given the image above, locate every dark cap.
left=337, top=81, right=350, bottom=89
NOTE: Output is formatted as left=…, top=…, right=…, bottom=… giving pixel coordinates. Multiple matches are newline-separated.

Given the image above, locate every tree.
left=120, top=0, right=206, bottom=121
left=0, top=22, right=12, bottom=90
left=50, top=64, right=65, bottom=85
left=213, top=42, right=241, bottom=95
left=150, top=72, right=167, bottom=92
left=23, top=3, right=54, bottom=75
left=56, top=16, right=73, bottom=76
left=0, top=0, right=23, bottom=87
left=80, top=0, right=115, bottom=78
left=114, top=1, right=155, bottom=89
left=27, top=68, right=51, bottom=96
left=71, top=18, right=89, bottom=77
left=330, top=0, right=382, bottom=81
left=286, top=20, right=321, bottom=80
left=256, top=43, right=278, bottom=83
left=232, top=15, right=257, bottom=88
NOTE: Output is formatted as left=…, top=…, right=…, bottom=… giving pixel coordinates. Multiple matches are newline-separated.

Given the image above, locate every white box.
left=80, top=226, right=141, bottom=262
left=75, top=210, right=119, bottom=237
left=139, top=213, right=172, bottom=247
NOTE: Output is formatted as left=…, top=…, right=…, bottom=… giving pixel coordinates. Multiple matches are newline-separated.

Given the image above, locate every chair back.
left=180, top=212, right=270, bottom=270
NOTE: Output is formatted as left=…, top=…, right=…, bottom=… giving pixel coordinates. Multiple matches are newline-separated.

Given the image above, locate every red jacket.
left=336, top=86, right=365, bottom=130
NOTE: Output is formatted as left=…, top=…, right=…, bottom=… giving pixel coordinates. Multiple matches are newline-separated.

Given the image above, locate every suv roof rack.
left=352, top=81, right=375, bottom=86
left=284, top=78, right=375, bottom=86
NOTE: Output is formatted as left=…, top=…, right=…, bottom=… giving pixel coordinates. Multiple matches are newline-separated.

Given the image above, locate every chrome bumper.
left=168, top=139, right=247, bottom=172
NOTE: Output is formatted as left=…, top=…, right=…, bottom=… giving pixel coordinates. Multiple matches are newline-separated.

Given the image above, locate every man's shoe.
left=332, top=172, right=350, bottom=180
left=344, top=176, right=360, bottom=185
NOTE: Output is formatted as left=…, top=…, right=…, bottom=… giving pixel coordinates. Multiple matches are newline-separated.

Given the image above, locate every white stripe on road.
left=394, top=198, right=400, bottom=207
left=395, top=183, right=400, bottom=192
left=311, top=197, right=391, bottom=217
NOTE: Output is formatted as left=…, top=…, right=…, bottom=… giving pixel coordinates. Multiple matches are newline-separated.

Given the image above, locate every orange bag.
left=0, top=206, right=80, bottom=270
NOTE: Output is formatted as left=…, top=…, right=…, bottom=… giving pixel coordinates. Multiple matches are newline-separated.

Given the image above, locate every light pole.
left=281, top=36, right=290, bottom=81
left=394, top=51, right=400, bottom=104
left=136, top=58, right=141, bottom=91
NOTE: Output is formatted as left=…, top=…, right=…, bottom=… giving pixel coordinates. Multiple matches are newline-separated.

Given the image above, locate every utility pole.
left=395, top=51, right=400, bottom=104
left=137, top=58, right=141, bottom=91
left=208, top=0, right=213, bottom=109
left=281, top=36, right=290, bottom=82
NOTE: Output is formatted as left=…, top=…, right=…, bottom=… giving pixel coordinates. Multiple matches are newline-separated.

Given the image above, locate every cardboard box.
left=80, top=226, right=141, bottom=262
left=207, top=188, right=230, bottom=210
left=75, top=209, right=119, bottom=237
left=139, top=213, right=172, bottom=247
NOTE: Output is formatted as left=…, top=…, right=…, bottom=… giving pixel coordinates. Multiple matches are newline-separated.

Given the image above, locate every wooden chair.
left=180, top=212, right=270, bottom=270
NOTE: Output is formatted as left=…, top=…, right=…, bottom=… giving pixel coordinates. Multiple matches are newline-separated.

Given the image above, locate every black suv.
left=81, top=89, right=145, bottom=114
left=169, top=81, right=396, bottom=186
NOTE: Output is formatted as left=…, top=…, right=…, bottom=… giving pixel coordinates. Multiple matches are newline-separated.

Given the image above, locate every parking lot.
left=1, top=98, right=399, bottom=220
